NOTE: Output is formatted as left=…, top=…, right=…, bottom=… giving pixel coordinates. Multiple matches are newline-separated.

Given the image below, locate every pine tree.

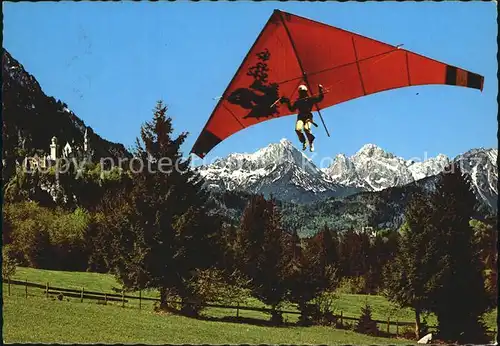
left=236, top=194, right=289, bottom=324
left=103, top=101, right=221, bottom=315
left=366, top=234, right=384, bottom=294
left=317, top=224, right=339, bottom=267
left=383, top=192, right=437, bottom=339
left=287, top=230, right=338, bottom=325
left=355, top=302, right=379, bottom=335
left=338, top=228, right=370, bottom=292
left=428, top=162, right=491, bottom=343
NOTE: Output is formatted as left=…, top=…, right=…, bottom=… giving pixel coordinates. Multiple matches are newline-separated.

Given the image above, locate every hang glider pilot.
left=280, top=84, right=324, bottom=152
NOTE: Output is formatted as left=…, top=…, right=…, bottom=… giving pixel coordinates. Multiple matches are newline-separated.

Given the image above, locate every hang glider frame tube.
left=277, top=10, right=331, bottom=138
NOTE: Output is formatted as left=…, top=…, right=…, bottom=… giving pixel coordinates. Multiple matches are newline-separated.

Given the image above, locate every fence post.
left=387, top=317, right=390, bottom=334
left=340, top=311, right=343, bottom=325
left=8, top=277, right=10, bottom=296
left=236, top=302, right=240, bottom=318
left=25, top=279, right=28, bottom=298
left=105, top=293, right=107, bottom=304
left=139, top=290, right=142, bottom=310
left=396, top=320, right=399, bottom=337
left=81, top=287, right=84, bottom=302
left=46, top=282, right=49, bottom=298
left=122, top=289, right=125, bottom=307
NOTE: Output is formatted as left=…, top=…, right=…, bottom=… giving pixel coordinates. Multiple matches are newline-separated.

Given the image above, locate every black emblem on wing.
left=227, top=48, right=281, bottom=119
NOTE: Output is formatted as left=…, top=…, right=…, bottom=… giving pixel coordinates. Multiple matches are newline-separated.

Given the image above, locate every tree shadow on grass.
left=154, top=305, right=296, bottom=328
left=195, top=314, right=297, bottom=328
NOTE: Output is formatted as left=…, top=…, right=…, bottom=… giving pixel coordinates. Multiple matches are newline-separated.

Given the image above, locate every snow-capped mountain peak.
left=407, top=154, right=451, bottom=181
left=196, top=139, right=497, bottom=210
left=209, top=138, right=312, bottom=172
left=455, top=148, right=498, bottom=211
left=196, top=140, right=360, bottom=204
left=322, top=153, right=367, bottom=189
left=348, top=144, right=414, bottom=190
left=354, top=143, right=395, bottom=160
left=322, top=144, right=497, bottom=210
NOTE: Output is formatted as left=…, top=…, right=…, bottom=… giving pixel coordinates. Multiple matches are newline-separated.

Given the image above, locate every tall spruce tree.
left=383, top=192, right=437, bottom=339
left=236, top=194, right=290, bottom=324
left=103, top=101, right=221, bottom=315
left=366, top=234, right=383, bottom=294
left=317, top=224, right=339, bottom=267
left=339, top=228, right=371, bottom=292
left=428, top=163, right=491, bottom=343
left=288, top=228, right=338, bottom=325
left=372, top=229, right=400, bottom=293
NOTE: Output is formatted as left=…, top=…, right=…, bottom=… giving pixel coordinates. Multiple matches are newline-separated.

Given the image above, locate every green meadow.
left=2, top=267, right=497, bottom=344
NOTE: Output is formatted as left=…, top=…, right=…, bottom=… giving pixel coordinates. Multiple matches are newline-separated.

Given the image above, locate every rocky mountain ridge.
left=197, top=138, right=362, bottom=204
left=197, top=139, right=498, bottom=211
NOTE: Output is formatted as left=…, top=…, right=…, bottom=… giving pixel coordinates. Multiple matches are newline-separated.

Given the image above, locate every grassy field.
left=3, top=292, right=415, bottom=344
left=2, top=267, right=497, bottom=344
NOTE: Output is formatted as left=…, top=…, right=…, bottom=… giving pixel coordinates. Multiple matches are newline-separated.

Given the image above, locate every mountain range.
left=196, top=139, right=498, bottom=210
left=197, top=139, right=496, bottom=236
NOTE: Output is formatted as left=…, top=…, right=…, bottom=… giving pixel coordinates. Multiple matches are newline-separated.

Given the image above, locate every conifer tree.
left=338, top=228, right=370, bottom=292
left=103, top=101, right=221, bottom=315
left=383, top=192, right=437, bottom=339
left=287, top=230, right=337, bottom=325
left=317, top=224, right=339, bottom=267
left=428, top=163, right=491, bottom=343
left=355, top=302, right=379, bottom=336
left=236, top=194, right=290, bottom=324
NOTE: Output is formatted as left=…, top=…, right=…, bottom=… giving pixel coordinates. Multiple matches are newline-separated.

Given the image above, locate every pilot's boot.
left=305, top=130, right=315, bottom=152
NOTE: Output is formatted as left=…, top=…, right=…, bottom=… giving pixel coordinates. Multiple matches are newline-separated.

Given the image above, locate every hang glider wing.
left=191, top=9, right=484, bottom=158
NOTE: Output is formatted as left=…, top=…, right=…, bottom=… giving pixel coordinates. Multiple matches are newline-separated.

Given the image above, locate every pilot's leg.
left=295, top=120, right=307, bottom=150
left=304, top=120, right=315, bottom=152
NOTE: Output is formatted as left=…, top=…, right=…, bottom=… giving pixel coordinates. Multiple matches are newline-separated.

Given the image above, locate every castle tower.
left=50, top=136, right=58, bottom=161
left=84, top=128, right=88, bottom=152
left=63, top=142, right=72, bottom=158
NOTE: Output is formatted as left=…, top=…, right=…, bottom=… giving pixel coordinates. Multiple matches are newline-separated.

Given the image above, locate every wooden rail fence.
left=3, top=278, right=414, bottom=334
left=4, top=278, right=496, bottom=337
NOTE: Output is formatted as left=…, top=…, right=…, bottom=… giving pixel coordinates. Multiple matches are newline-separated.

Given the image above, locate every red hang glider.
left=191, top=9, right=484, bottom=159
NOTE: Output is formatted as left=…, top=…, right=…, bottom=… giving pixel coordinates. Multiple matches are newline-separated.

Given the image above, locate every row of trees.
left=2, top=101, right=497, bottom=343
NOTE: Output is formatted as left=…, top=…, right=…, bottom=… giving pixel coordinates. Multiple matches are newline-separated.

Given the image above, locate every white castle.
left=25, top=128, right=93, bottom=170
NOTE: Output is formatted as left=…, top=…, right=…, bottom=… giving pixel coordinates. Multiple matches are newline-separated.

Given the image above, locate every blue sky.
left=3, top=1, right=497, bottom=168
